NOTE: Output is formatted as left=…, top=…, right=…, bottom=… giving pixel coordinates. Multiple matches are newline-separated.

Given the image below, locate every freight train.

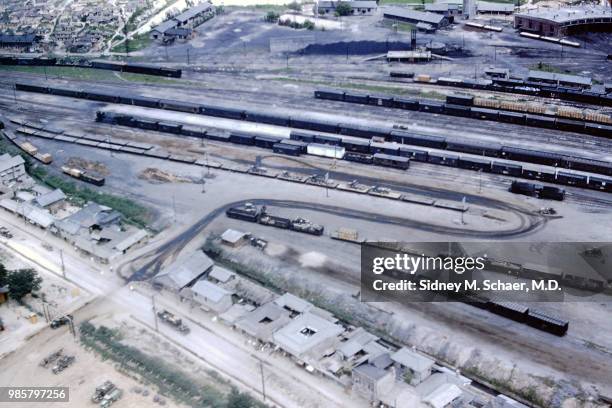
left=0, top=57, right=181, bottom=78
left=61, top=166, right=105, bottom=186
left=313, top=88, right=612, bottom=138
left=95, top=110, right=612, bottom=193
left=226, top=204, right=324, bottom=236
left=405, top=74, right=612, bottom=107
left=510, top=181, right=565, bottom=200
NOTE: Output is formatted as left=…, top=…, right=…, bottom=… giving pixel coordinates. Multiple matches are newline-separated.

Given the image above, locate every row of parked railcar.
left=0, top=57, right=181, bottom=77
left=96, top=110, right=611, bottom=192
left=409, top=75, right=612, bottom=107
left=480, top=300, right=568, bottom=336
left=314, top=88, right=612, bottom=138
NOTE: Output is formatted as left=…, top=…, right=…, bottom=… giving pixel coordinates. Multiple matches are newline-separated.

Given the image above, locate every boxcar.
left=290, top=131, right=316, bottom=143
left=487, top=301, right=529, bottom=322
left=588, top=176, right=611, bottom=192
left=584, top=123, right=612, bottom=138
left=369, top=142, right=399, bottom=155
left=85, top=91, right=119, bottom=103
left=373, top=153, right=409, bottom=170
left=564, top=156, right=612, bottom=176
left=159, top=99, right=200, bottom=113
left=368, top=94, right=394, bottom=107
left=134, top=119, right=158, bottom=130
left=254, top=135, right=282, bottom=149
left=393, top=98, right=419, bottom=110
left=246, top=112, right=289, bottom=126
left=391, top=131, right=446, bottom=149
left=525, top=310, right=568, bottom=336
left=273, top=143, right=302, bottom=156
left=15, top=83, right=49, bottom=93
left=314, top=134, right=342, bottom=146
left=446, top=140, right=501, bottom=157
left=340, top=124, right=389, bottom=139
left=344, top=92, right=370, bottom=104
left=428, top=152, right=459, bottom=167
left=131, top=96, right=160, bottom=108
left=471, top=107, right=499, bottom=121
left=501, top=146, right=562, bottom=167
left=556, top=172, right=587, bottom=187
left=181, top=125, right=207, bottom=138
left=492, top=161, right=522, bottom=176
left=398, top=146, right=428, bottom=162
left=555, top=118, right=584, bottom=133
left=498, top=111, right=526, bottom=125
left=510, top=181, right=537, bottom=196
left=344, top=152, right=373, bottom=164
left=158, top=122, right=182, bottom=134
left=50, top=87, right=82, bottom=98
left=342, top=139, right=370, bottom=153
left=314, top=89, right=345, bottom=101
left=458, top=157, right=491, bottom=171
left=418, top=101, right=444, bottom=113
left=200, top=105, right=245, bottom=120
left=446, top=94, right=474, bottom=106
left=229, top=132, right=255, bottom=145
left=91, top=60, right=124, bottom=71
left=522, top=166, right=556, bottom=182
left=539, top=186, right=565, bottom=201
left=444, top=104, right=471, bottom=117
left=525, top=115, right=556, bottom=129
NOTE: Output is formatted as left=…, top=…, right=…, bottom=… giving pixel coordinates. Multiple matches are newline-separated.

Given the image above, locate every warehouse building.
left=527, top=70, right=592, bottom=88
left=316, top=1, right=378, bottom=15
left=424, top=3, right=461, bottom=22
left=150, top=2, right=215, bottom=42
left=0, top=34, right=38, bottom=50
left=383, top=7, right=450, bottom=31
left=477, top=1, right=514, bottom=15
left=514, top=6, right=612, bottom=36
left=0, top=154, right=26, bottom=186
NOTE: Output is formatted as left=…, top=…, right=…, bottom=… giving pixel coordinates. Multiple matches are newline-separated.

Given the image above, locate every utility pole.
left=60, top=249, right=66, bottom=279
left=152, top=295, right=159, bottom=332
left=478, top=169, right=483, bottom=193
left=259, top=359, right=266, bottom=401
left=172, top=195, right=176, bottom=224
left=187, top=48, right=190, bottom=65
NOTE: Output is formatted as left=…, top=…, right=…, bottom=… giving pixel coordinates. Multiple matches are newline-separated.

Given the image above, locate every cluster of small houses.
left=0, top=154, right=148, bottom=263
left=152, top=233, right=527, bottom=408
left=149, top=2, right=216, bottom=43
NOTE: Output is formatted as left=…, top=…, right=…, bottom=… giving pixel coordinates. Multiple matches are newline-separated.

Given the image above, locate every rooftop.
left=273, top=312, right=344, bottom=357
left=153, top=251, right=214, bottom=289
left=34, top=188, right=66, bottom=208
left=191, top=279, right=233, bottom=303
left=0, top=154, right=25, bottom=173
left=478, top=1, right=514, bottom=13
left=383, top=7, right=446, bottom=25
left=515, top=5, right=612, bottom=24
left=273, top=293, right=314, bottom=315
left=208, top=265, right=236, bottom=283
left=390, top=347, right=435, bottom=372
left=527, top=70, right=592, bottom=86
left=235, top=302, right=292, bottom=342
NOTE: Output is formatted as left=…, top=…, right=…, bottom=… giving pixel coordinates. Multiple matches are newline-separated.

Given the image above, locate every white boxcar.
left=306, top=143, right=345, bottom=159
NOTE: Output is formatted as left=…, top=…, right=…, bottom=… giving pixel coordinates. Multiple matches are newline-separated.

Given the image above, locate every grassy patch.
left=530, top=62, right=568, bottom=74
left=30, top=166, right=151, bottom=228
left=111, top=32, right=152, bottom=53
left=79, top=322, right=268, bottom=408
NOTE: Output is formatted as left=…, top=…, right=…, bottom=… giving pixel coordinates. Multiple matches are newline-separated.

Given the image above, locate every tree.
left=264, top=11, right=280, bottom=23
left=287, top=1, right=301, bottom=11
left=335, top=2, right=352, bottom=16
left=6, top=269, right=42, bottom=301
left=0, top=262, right=7, bottom=287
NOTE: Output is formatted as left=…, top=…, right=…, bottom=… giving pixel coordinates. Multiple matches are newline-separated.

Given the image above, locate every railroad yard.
left=1, top=1, right=612, bottom=408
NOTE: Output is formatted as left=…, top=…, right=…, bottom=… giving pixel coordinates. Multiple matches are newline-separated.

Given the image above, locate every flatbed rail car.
left=313, top=88, right=612, bottom=137
left=225, top=205, right=324, bottom=236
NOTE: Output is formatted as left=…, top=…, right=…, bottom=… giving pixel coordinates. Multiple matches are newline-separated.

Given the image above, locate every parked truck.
left=100, top=388, right=122, bottom=408
left=157, top=310, right=190, bottom=334
left=92, top=381, right=116, bottom=403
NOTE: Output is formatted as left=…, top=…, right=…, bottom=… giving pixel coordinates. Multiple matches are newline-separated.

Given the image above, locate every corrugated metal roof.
left=383, top=7, right=446, bottom=25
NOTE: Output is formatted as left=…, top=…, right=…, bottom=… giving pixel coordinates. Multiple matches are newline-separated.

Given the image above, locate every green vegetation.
left=79, top=322, right=268, bottom=408
left=111, top=32, right=152, bottom=53
left=279, top=18, right=315, bottom=30
left=334, top=2, right=352, bottom=16
left=253, top=4, right=288, bottom=11
left=378, top=0, right=433, bottom=5
left=0, top=263, right=42, bottom=301
left=531, top=62, right=569, bottom=74
left=126, top=7, right=146, bottom=32
left=30, top=167, right=150, bottom=228
left=264, top=11, right=281, bottom=23
left=287, top=1, right=302, bottom=11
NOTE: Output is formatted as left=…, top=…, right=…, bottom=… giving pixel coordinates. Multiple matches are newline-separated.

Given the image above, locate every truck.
left=50, top=314, right=72, bottom=329
left=100, top=388, right=122, bottom=408
left=157, top=310, right=190, bottom=334
left=226, top=202, right=260, bottom=222
left=52, top=355, right=75, bottom=374
left=40, top=349, right=63, bottom=368
left=92, top=381, right=116, bottom=403
left=290, top=218, right=324, bottom=236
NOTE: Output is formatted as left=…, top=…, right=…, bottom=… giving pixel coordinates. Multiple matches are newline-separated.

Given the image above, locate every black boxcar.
left=314, top=89, right=345, bottom=101
left=526, top=310, right=568, bottom=336
left=308, top=119, right=340, bottom=134
left=444, top=104, right=471, bottom=117
left=273, top=143, right=301, bottom=156
left=314, top=134, right=342, bottom=146
left=492, top=161, right=522, bottom=176
left=369, top=142, right=399, bottom=155
left=588, top=176, right=611, bottom=192
left=446, top=140, right=501, bottom=157
left=389, top=71, right=414, bottom=78
left=471, top=107, right=499, bottom=121
left=390, top=130, right=446, bottom=149
left=584, top=123, right=612, bottom=138
left=255, top=135, right=282, bottom=149
left=342, top=139, right=370, bottom=153
left=539, top=185, right=565, bottom=201
left=279, top=139, right=307, bottom=152
left=522, top=166, right=556, bottom=182
left=556, top=172, right=587, bottom=187
left=201, top=105, right=244, bottom=120
left=131, top=96, right=160, bottom=108
left=344, top=92, right=369, bottom=104
left=526, top=114, right=556, bottom=129
left=207, top=133, right=231, bottom=142
left=428, top=152, right=459, bottom=167
left=446, top=94, right=474, bottom=106
left=158, top=122, right=182, bottom=134
left=418, top=101, right=445, bottom=113
left=373, top=153, right=409, bottom=170
left=564, top=156, right=612, bottom=176
left=290, top=131, right=316, bottom=143
left=458, top=157, right=491, bottom=171
left=340, top=124, right=389, bottom=139
left=510, top=181, right=537, bottom=196
left=345, top=152, right=374, bottom=164
left=555, top=118, right=584, bottom=133
left=499, top=111, right=526, bottom=124
left=229, top=132, right=255, bottom=145
left=501, top=146, right=562, bottom=167
left=15, top=83, right=49, bottom=93
left=159, top=99, right=200, bottom=113
left=135, top=119, right=158, bottom=130
left=259, top=214, right=291, bottom=229
left=91, top=60, right=124, bottom=71
left=50, top=87, right=82, bottom=98
left=398, top=146, right=428, bottom=162
left=487, top=301, right=529, bottom=322
left=246, top=112, right=289, bottom=126
left=86, top=91, right=119, bottom=103
left=227, top=206, right=259, bottom=222
left=393, top=98, right=419, bottom=110
left=181, top=125, right=207, bottom=138
left=368, top=94, right=394, bottom=107
left=81, top=173, right=105, bottom=186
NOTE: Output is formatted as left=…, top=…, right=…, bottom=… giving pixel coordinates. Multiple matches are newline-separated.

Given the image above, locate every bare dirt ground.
left=65, top=157, right=110, bottom=176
